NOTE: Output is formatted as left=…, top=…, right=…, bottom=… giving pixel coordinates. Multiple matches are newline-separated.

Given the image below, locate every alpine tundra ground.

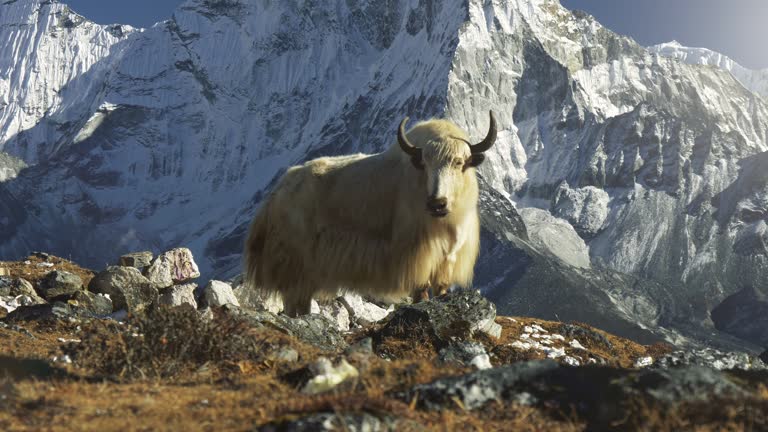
left=1, top=254, right=767, bottom=431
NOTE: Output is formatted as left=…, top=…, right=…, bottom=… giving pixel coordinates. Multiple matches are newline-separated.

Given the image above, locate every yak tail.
left=243, top=206, right=268, bottom=292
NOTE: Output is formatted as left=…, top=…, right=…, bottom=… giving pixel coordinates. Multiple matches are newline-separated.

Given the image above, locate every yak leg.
left=434, top=284, right=449, bottom=296
left=283, top=293, right=312, bottom=317
left=411, top=286, right=430, bottom=303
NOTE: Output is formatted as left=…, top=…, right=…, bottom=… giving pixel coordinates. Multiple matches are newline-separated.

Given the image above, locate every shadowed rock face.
left=711, top=287, right=768, bottom=347
left=1, top=0, right=768, bottom=349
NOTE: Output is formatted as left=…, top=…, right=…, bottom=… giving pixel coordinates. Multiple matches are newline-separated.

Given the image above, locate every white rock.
left=634, top=356, right=654, bottom=368
left=570, top=339, right=587, bottom=350
left=338, top=292, right=390, bottom=325
left=303, top=358, right=359, bottom=394
left=203, top=280, right=239, bottom=307
left=545, top=347, right=566, bottom=359
left=145, top=248, right=200, bottom=288
left=159, top=283, right=198, bottom=308
left=563, top=356, right=581, bottom=366
left=52, top=355, right=72, bottom=364
left=470, top=354, right=493, bottom=370
left=510, top=341, right=533, bottom=350
left=0, top=295, right=37, bottom=313
left=476, top=317, right=502, bottom=339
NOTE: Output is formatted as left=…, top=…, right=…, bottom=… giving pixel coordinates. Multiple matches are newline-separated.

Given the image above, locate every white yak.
left=244, top=111, right=497, bottom=316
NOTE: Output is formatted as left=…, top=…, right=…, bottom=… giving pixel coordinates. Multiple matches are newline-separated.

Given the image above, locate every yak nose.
left=426, top=197, right=448, bottom=216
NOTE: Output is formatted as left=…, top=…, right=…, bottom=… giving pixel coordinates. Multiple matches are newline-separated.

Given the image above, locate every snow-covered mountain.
left=1, top=0, right=767, bottom=350
left=650, top=40, right=768, bottom=98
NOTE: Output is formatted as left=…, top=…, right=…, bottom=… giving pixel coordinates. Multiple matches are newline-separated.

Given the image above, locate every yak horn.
left=398, top=117, right=422, bottom=158
left=469, top=111, right=497, bottom=154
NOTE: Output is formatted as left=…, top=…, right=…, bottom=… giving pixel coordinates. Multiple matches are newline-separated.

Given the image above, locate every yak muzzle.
left=426, top=197, right=449, bottom=217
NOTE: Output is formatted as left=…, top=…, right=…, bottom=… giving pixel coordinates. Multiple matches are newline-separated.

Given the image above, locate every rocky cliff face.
left=1, top=0, right=767, bottom=350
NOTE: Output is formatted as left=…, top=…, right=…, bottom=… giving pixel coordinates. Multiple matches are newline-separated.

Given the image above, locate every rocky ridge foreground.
left=1, top=250, right=767, bottom=430
left=2, top=0, right=768, bottom=351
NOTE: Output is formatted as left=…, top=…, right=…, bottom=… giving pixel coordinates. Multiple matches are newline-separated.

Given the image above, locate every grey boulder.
left=159, top=283, right=198, bottom=308
left=202, top=280, right=239, bottom=307
left=118, top=251, right=153, bottom=272
left=88, top=266, right=158, bottom=314
left=38, top=271, right=83, bottom=300
left=377, top=290, right=502, bottom=344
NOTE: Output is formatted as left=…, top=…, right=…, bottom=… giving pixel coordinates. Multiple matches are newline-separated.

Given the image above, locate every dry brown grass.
left=0, top=254, right=96, bottom=289
left=480, top=317, right=674, bottom=368
left=0, top=273, right=760, bottom=431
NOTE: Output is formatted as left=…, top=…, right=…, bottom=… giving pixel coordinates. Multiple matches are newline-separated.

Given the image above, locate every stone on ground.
left=338, top=292, right=391, bottom=326
left=159, top=283, right=198, bottom=308
left=311, top=299, right=350, bottom=331
left=88, top=266, right=158, bottom=314
left=203, top=280, right=239, bottom=307
left=38, top=271, right=83, bottom=300
left=144, top=247, right=200, bottom=288
left=118, top=251, right=153, bottom=272
left=378, top=289, right=502, bottom=343
left=70, top=290, right=113, bottom=316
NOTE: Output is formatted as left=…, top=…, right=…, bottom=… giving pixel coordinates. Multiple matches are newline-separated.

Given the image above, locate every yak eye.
left=453, top=159, right=464, bottom=167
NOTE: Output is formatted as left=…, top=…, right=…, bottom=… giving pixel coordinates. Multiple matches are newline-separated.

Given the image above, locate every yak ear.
left=465, top=153, right=485, bottom=169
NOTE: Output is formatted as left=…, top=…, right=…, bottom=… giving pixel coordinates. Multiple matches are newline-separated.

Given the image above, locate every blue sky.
left=66, top=0, right=768, bottom=70
left=561, top=0, right=768, bottom=70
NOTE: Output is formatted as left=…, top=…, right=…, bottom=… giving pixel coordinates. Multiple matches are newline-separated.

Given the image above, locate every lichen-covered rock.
left=88, top=266, right=158, bottom=314
left=653, top=348, right=768, bottom=371
left=403, top=360, right=753, bottom=428
left=6, top=302, right=78, bottom=322
left=224, top=306, right=347, bottom=350
left=159, top=283, right=198, bottom=308
left=378, top=290, right=501, bottom=344
left=144, top=248, right=200, bottom=288
left=38, top=271, right=83, bottom=300
left=203, top=280, right=239, bottom=307
left=69, top=290, right=113, bottom=317
left=404, top=360, right=558, bottom=411
left=118, top=251, right=153, bottom=271
left=0, top=276, right=13, bottom=296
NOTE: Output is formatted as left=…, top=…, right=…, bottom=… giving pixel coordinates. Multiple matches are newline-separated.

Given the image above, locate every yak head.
left=397, top=111, right=497, bottom=218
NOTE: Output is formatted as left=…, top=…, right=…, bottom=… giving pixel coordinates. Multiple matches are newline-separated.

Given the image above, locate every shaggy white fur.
left=244, top=114, right=494, bottom=316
